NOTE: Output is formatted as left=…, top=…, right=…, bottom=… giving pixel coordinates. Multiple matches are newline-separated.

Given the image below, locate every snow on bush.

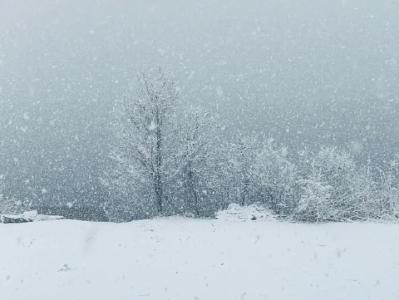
left=216, top=203, right=276, bottom=222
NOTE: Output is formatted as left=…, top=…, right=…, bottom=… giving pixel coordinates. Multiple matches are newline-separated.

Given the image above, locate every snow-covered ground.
left=1, top=215, right=399, bottom=300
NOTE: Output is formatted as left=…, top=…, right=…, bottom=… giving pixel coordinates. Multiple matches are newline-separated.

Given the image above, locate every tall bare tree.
left=115, top=69, right=177, bottom=215
left=174, top=108, right=222, bottom=217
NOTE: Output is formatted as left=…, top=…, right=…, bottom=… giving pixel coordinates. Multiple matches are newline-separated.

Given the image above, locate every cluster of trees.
left=100, top=70, right=399, bottom=223
left=102, top=70, right=227, bottom=220
left=1, top=69, right=397, bottom=223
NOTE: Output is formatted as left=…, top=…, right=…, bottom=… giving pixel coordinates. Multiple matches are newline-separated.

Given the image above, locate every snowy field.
left=1, top=217, right=399, bottom=300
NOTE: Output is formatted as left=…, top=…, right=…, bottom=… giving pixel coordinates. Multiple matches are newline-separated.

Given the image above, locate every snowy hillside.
left=1, top=217, right=399, bottom=300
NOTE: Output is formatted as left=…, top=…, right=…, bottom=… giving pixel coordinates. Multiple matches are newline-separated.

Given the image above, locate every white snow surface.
left=1, top=217, right=399, bottom=300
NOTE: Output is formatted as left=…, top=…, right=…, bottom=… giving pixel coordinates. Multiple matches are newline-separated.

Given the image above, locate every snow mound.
left=216, top=203, right=276, bottom=221
left=0, top=210, right=64, bottom=223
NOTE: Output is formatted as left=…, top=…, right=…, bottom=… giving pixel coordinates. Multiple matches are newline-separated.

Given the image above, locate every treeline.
left=99, top=70, right=399, bottom=223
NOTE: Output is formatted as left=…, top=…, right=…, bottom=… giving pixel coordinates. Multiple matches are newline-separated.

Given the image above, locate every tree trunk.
left=187, top=163, right=200, bottom=217
left=240, top=174, right=249, bottom=206
left=154, top=108, right=163, bottom=214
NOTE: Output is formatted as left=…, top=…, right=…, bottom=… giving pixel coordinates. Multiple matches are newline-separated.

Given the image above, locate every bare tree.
left=115, top=69, right=177, bottom=215
left=173, top=108, right=224, bottom=217
left=253, top=139, right=299, bottom=215
left=234, top=135, right=258, bottom=206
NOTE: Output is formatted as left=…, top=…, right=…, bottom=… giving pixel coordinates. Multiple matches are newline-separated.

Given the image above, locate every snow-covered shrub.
left=309, top=147, right=357, bottom=221
left=216, top=203, right=276, bottom=222
left=294, top=146, right=387, bottom=222
left=253, top=139, right=300, bottom=215
left=374, top=159, right=399, bottom=218
left=294, top=176, right=334, bottom=222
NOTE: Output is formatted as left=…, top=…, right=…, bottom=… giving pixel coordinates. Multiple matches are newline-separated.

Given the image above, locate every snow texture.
left=1, top=218, right=399, bottom=300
